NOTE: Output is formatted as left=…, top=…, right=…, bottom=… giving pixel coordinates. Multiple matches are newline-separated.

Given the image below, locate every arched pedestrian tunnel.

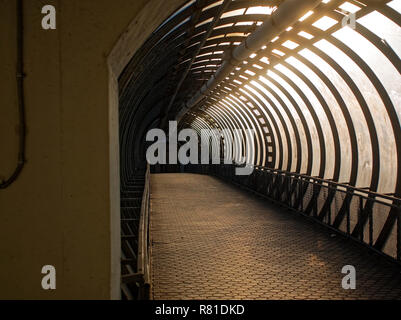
left=118, top=0, right=401, bottom=300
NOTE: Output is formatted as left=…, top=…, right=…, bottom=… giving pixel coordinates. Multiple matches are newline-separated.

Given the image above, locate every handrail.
left=136, top=163, right=151, bottom=299
left=213, top=163, right=401, bottom=262
left=252, top=165, right=401, bottom=204
left=213, top=160, right=401, bottom=203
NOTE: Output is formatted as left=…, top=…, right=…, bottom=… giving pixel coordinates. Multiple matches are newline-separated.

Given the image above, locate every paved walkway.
left=150, top=173, right=401, bottom=300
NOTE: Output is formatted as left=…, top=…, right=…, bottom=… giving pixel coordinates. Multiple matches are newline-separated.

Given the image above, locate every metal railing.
left=154, top=163, right=401, bottom=264
left=121, top=164, right=151, bottom=300
left=137, top=163, right=151, bottom=299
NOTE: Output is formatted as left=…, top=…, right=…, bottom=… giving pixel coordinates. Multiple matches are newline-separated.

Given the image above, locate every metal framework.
left=118, top=0, right=401, bottom=297
left=120, top=165, right=151, bottom=300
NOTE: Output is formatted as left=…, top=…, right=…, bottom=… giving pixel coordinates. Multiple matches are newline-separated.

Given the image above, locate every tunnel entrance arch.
left=113, top=0, right=401, bottom=299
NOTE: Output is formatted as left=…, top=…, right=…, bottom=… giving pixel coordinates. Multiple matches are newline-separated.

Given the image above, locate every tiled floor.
left=150, top=173, right=401, bottom=300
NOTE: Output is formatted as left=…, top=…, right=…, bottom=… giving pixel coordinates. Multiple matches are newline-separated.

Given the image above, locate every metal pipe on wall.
left=0, top=0, right=26, bottom=189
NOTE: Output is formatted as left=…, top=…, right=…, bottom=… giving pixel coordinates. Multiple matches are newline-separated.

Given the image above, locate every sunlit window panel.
left=196, top=52, right=212, bottom=59
left=191, top=65, right=205, bottom=71
left=202, top=0, right=223, bottom=12
left=226, top=32, right=247, bottom=38
left=298, top=31, right=314, bottom=39
left=272, top=49, right=285, bottom=56
left=333, top=26, right=401, bottom=191
left=240, top=87, right=280, bottom=168
left=187, top=41, right=201, bottom=50
left=299, top=10, right=314, bottom=22
left=259, top=75, right=309, bottom=173
left=298, top=48, right=372, bottom=188
left=247, top=83, right=290, bottom=170
left=221, top=8, right=246, bottom=19
left=228, top=95, right=264, bottom=165
left=274, top=63, right=328, bottom=177
left=207, top=107, right=231, bottom=136
left=202, top=43, right=217, bottom=50
left=180, top=58, right=191, bottom=65
left=282, top=40, right=299, bottom=50
left=267, top=69, right=320, bottom=175
left=312, top=16, right=338, bottom=31
left=195, top=17, right=213, bottom=28
left=246, top=6, right=275, bottom=15
left=245, top=69, right=256, bottom=76
left=204, top=109, right=225, bottom=133
left=206, top=107, right=239, bottom=164
left=196, top=117, right=221, bottom=160
left=214, top=23, right=234, bottom=30
left=284, top=57, right=337, bottom=180
left=294, top=52, right=354, bottom=183
left=358, top=10, right=401, bottom=60
left=191, top=30, right=207, bottom=40
left=219, top=100, right=252, bottom=163
left=208, top=34, right=225, bottom=41
left=334, top=26, right=401, bottom=127
left=236, top=21, right=254, bottom=26
left=314, top=39, right=397, bottom=194
left=387, top=0, right=401, bottom=13
left=338, top=1, right=361, bottom=13
left=254, top=78, right=299, bottom=172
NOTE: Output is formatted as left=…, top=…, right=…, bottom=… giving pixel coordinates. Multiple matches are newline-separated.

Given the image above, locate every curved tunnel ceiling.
left=119, top=0, right=401, bottom=197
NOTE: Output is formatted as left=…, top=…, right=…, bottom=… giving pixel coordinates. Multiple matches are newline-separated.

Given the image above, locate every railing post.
left=136, top=164, right=151, bottom=300
left=313, top=182, right=318, bottom=218
left=328, top=184, right=332, bottom=225
left=300, top=177, right=304, bottom=213
left=368, top=201, right=373, bottom=246
left=346, top=188, right=351, bottom=235
left=359, top=196, right=364, bottom=242
left=397, top=203, right=401, bottom=262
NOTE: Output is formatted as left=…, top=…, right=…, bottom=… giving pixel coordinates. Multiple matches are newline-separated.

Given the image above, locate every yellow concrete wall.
left=0, top=0, right=185, bottom=299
